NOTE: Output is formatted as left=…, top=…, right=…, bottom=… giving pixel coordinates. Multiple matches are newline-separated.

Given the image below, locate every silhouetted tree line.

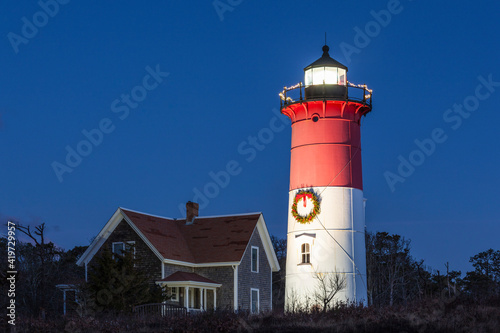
left=366, top=231, right=500, bottom=306
left=0, top=223, right=86, bottom=320
left=271, top=231, right=500, bottom=309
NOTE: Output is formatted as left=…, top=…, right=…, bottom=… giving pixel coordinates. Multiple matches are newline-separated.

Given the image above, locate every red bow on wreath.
left=296, top=193, right=312, bottom=207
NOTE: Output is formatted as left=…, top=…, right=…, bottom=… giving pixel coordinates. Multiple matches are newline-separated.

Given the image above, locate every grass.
left=9, top=296, right=500, bottom=333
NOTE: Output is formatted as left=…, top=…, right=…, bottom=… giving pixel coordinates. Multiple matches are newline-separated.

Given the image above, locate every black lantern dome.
left=304, top=45, right=348, bottom=99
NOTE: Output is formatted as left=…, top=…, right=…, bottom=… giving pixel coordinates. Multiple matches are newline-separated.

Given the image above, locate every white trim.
left=250, top=288, right=260, bottom=314
left=270, top=268, right=273, bottom=310
left=163, top=258, right=240, bottom=268
left=112, top=241, right=124, bottom=257
left=251, top=246, right=259, bottom=273
left=126, top=241, right=136, bottom=255
left=233, top=265, right=238, bottom=311
left=156, top=280, right=222, bottom=288
left=214, top=289, right=217, bottom=310
left=56, top=284, right=77, bottom=290
left=255, top=215, right=280, bottom=272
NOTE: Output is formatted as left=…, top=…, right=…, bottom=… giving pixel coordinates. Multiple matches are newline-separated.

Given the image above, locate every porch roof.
left=156, top=271, right=221, bottom=288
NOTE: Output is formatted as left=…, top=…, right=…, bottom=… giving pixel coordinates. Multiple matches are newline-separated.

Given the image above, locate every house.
left=76, top=202, right=280, bottom=313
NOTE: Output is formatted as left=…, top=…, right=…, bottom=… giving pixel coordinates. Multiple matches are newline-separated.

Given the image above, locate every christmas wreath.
left=291, top=190, right=320, bottom=224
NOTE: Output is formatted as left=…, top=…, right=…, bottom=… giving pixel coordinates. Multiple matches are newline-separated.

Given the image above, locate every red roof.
left=121, top=209, right=261, bottom=264
left=158, top=271, right=219, bottom=284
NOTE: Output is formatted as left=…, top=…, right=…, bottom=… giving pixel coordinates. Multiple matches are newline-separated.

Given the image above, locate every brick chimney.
left=186, top=201, right=199, bottom=224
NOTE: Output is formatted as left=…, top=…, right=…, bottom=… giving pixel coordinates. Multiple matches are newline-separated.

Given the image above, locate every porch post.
left=62, top=290, right=67, bottom=315
left=204, top=288, right=207, bottom=310
left=190, top=287, right=194, bottom=309
left=184, top=287, right=188, bottom=310
left=200, top=288, right=204, bottom=310
left=214, top=288, right=217, bottom=310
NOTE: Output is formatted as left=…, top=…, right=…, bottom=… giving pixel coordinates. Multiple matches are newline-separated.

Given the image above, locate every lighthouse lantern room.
left=280, top=45, right=372, bottom=310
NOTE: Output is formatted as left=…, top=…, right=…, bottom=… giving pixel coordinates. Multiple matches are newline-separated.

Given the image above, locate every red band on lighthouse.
left=283, top=100, right=369, bottom=191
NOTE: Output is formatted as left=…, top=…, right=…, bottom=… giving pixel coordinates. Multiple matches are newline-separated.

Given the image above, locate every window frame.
left=250, top=288, right=260, bottom=314
left=168, top=286, right=179, bottom=301
left=125, top=241, right=136, bottom=259
left=112, top=241, right=136, bottom=259
left=112, top=242, right=125, bottom=258
left=251, top=246, right=259, bottom=273
left=301, top=243, right=311, bottom=264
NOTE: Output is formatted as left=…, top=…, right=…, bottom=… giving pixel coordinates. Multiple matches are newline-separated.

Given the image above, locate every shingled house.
left=76, top=202, right=280, bottom=313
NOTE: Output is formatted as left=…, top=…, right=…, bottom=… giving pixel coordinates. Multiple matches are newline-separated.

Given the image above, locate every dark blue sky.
left=1, top=0, right=499, bottom=275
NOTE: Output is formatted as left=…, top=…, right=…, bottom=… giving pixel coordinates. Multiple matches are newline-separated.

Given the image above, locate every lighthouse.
left=280, top=45, right=372, bottom=309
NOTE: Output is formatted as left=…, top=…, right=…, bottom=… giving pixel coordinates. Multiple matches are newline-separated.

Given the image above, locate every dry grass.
left=11, top=297, right=500, bottom=333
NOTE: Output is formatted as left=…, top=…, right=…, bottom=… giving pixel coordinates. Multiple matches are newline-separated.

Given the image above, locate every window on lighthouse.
left=305, top=67, right=347, bottom=86
left=301, top=243, right=310, bottom=264
left=338, top=69, right=346, bottom=85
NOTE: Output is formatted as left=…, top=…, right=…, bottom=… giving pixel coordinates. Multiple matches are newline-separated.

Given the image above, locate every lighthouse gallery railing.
left=279, top=82, right=373, bottom=109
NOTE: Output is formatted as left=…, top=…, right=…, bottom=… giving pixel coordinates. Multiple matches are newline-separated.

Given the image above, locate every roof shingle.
left=121, top=209, right=261, bottom=264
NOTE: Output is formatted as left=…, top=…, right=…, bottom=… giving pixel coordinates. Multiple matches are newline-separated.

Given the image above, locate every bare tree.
left=313, top=271, right=346, bottom=313
left=285, top=288, right=299, bottom=313
left=366, top=232, right=415, bottom=306
left=285, top=287, right=314, bottom=313
left=16, top=223, right=62, bottom=317
left=271, top=235, right=287, bottom=310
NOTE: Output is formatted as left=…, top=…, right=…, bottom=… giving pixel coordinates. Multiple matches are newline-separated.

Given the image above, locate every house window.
left=250, top=288, right=259, bottom=314
left=112, top=242, right=125, bottom=256
left=251, top=246, right=259, bottom=273
left=301, top=243, right=310, bottom=264
left=112, top=241, right=135, bottom=259
left=127, top=242, right=136, bottom=256
left=168, top=287, right=179, bottom=301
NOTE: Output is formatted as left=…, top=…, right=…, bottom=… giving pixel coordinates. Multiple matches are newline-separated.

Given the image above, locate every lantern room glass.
left=305, top=67, right=346, bottom=86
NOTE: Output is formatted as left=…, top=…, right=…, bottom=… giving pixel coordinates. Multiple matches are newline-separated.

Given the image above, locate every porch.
left=156, top=271, right=222, bottom=313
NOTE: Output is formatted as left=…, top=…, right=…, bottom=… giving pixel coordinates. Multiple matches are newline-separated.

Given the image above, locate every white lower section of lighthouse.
left=285, top=186, right=367, bottom=309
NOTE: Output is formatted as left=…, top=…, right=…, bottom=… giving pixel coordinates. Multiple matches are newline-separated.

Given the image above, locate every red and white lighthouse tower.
left=280, top=45, right=372, bottom=308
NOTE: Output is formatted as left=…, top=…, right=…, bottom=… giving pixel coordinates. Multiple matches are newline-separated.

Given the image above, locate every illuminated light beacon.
left=280, top=45, right=372, bottom=308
